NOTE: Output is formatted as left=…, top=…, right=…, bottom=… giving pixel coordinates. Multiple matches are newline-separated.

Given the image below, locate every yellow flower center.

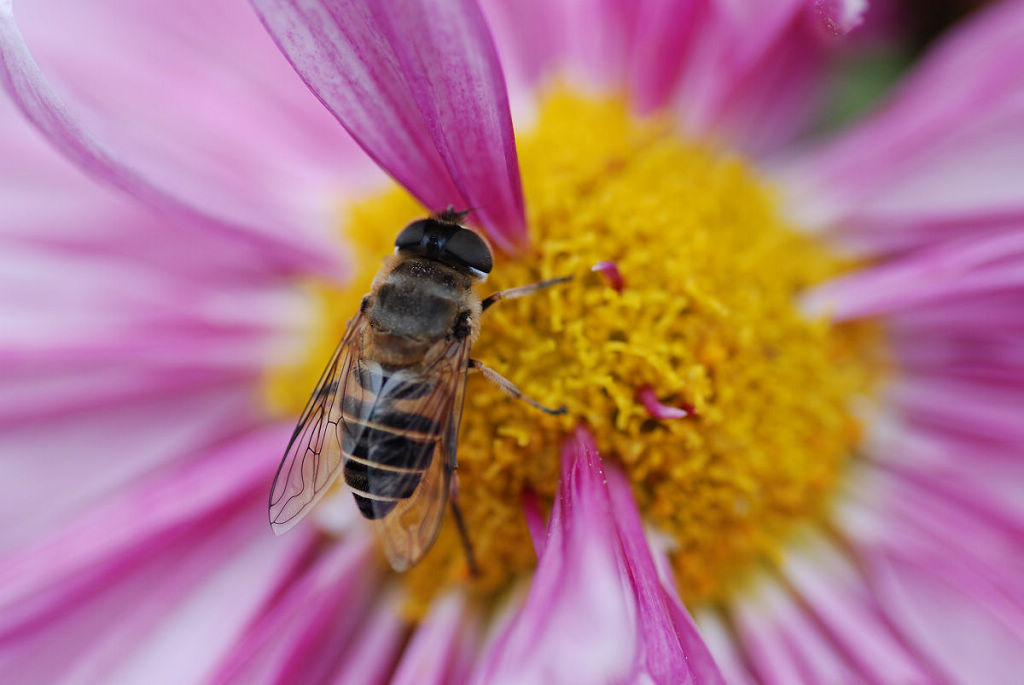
left=265, top=90, right=881, bottom=617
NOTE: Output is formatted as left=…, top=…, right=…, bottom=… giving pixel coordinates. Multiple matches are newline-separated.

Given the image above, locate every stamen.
left=636, top=385, right=691, bottom=420
left=265, top=89, right=884, bottom=616
left=592, top=261, right=626, bottom=292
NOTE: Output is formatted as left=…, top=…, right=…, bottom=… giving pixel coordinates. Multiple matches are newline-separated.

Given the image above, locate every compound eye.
left=445, top=229, right=493, bottom=274
left=395, top=221, right=427, bottom=250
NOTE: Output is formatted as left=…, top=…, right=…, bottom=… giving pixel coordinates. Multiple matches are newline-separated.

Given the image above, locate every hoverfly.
left=269, top=209, right=569, bottom=573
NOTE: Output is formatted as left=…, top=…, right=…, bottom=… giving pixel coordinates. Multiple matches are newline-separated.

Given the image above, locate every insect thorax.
left=366, top=257, right=476, bottom=367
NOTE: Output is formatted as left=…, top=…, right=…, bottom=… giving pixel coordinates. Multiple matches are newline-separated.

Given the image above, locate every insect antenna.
left=435, top=205, right=475, bottom=224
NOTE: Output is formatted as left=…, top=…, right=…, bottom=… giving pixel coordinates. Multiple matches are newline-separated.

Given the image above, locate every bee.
left=269, top=209, right=570, bottom=573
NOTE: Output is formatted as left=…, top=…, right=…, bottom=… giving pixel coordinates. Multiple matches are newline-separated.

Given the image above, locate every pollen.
left=264, top=90, right=881, bottom=616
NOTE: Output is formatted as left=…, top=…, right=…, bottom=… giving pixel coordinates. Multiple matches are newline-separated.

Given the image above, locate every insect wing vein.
left=268, top=313, right=365, bottom=534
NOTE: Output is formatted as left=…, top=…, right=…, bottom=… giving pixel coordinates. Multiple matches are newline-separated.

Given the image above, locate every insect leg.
left=468, top=359, right=567, bottom=415
left=449, top=491, right=480, bottom=578
left=481, top=275, right=573, bottom=312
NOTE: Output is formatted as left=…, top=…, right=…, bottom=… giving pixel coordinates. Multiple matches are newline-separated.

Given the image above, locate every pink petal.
left=327, top=592, right=406, bottom=685
left=0, top=86, right=321, bottom=283
left=891, top=377, right=1024, bottom=447
left=482, top=0, right=644, bottom=111
left=392, top=592, right=477, bottom=685
left=481, top=0, right=699, bottom=116
left=626, top=0, right=709, bottom=114
left=840, top=464, right=1024, bottom=685
left=462, top=1, right=872, bottom=153
left=809, top=0, right=867, bottom=37
left=866, top=551, right=1024, bottom=685
left=731, top=576, right=861, bottom=684
left=592, top=260, right=626, bottom=293
left=845, top=440, right=1024, bottom=564
left=0, top=84, right=319, bottom=548
left=802, top=230, right=1024, bottom=320
left=897, top=354, right=1024, bottom=446
left=0, top=235, right=308, bottom=389
left=0, top=385, right=265, bottom=555
left=637, top=385, right=691, bottom=420
left=672, top=0, right=839, bottom=154
left=0, top=188, right=310, bottom=552
left=207, top=536, right=376, bottom=685
left=556, top=0, right=642, bottom=93
left=0, top=425, right=285, bottom=631
left=732, top=582, right=820, bottom=685
left=605, top=466, right=724, bottom=683
left=779, top=534, right=938, bottom=682
left=100, top=517, right=312, bottom=685
left=478, top=0, right=561, bottom=112
left=692, top=610, right=758, bottom=685
left=251, top=0, right=526, bottom=251
left=782, top=0, right=1024, bottom=243
left=473, top=428, right=723, bottom=684
left=0, top=427, right=314, bottom=683
left=0, top=1, right=347, bottom=276
left=483, top=0, right=848, bottom=150
left=0, top=147, right=314, bottom=408
left=0, top=511, right=306, bottom=684
left=889, top=290, right=1024, bottom=340
left=472, top=432, right=636, bottom=683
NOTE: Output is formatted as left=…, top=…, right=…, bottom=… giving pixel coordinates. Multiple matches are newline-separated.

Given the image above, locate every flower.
left=1, top=1, right=1023, bottom=684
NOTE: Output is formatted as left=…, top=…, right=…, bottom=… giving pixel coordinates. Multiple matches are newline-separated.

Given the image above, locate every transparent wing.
left=268, top=312, right=366, bottom=535
left=368, top=338, right=472, bottom=571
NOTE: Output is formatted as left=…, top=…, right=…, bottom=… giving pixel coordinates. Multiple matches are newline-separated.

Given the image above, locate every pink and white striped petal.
left=0, top=175, right=314, bottom=552
left=781, top=0, right=1024, bottom=247
left=693, top=609, right=757, bottom=685
left=866, top=550, right=1024, bottom=685
left=670, top=0, right=843, bottom=154
left=0, top=427, right=314, bottom=684
left=0, top=84, right=328, bottom=286
left=0, top=425, right=288, bottom=633
left=626, top=0, right=710, bottom=114
left=251, top=0, right=526, bottom=251
left=0, top=513, right=306, bottom=685
left=778, top=532, right=940, bottom=682
left=391, top=592, right=479, bottom=685
left=0, top=384, right=263, bottom=555
left=802, top=229, right=1024, bottom=320
left=606, top=467, right=724, bottom=683
left=0, top=83, right=321, bottom=549
left=0, top=235, right=310, bottom=393
left=481, top=0, right=853, bottom=153
left=473, top=428, right=723, bottom=684
left=0, top=0, right=356, bottom=277
left=731, top=575, right=859, bottom=684
left=206, top=536, right=376, bottom=685
left=477, top=0, right=561, bottom=117
left=840, top=461, right=1024, bottom=685
left=326, top=591, right=406, bottom=685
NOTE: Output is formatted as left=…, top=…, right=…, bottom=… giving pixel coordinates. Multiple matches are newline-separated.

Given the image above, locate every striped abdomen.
left=340, top=365, right=442, bottom=519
